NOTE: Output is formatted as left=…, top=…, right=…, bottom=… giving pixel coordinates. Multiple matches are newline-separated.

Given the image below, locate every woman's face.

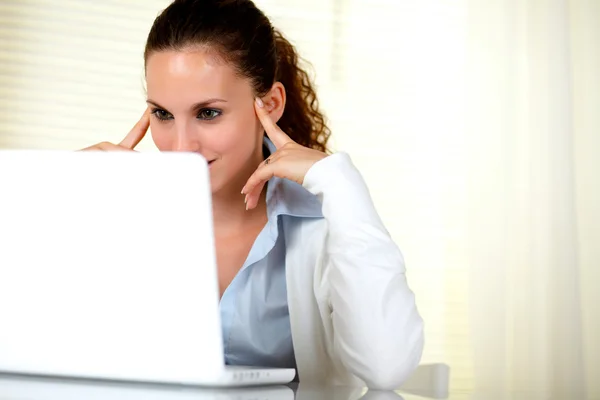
left=145, top=49, right=264, bottom=194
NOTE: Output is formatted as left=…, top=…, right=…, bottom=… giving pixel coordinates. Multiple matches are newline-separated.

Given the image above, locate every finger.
left=120, top=108, right=151, bottom=149
left=245, top=180, right=267, bottom=211
left=241, top=151, right=282, bottom=194
left=79, top=142, right=116, bottom=151
left=242, top=162, right=275, bottom=198
left=79, top=144, right=101, bottom=152
left=79, top=142, right=127, bottom=151
left=254, top=98, right=293, bottom=148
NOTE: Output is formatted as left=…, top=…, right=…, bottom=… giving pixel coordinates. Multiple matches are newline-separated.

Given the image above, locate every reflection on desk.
left=0, top=373, right=405, bottom=400
left=2, top=373, right=580, bottom=399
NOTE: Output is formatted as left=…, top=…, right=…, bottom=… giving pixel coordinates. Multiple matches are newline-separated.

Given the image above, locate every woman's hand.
left=241, top=98, right=328, bottom=210
left=80, top=108, right=150, bottom=151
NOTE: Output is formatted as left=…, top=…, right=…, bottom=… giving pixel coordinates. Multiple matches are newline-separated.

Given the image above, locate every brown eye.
left=151, top=109, right=173, bottom=121
left=198, top=109, right=221, bottom=120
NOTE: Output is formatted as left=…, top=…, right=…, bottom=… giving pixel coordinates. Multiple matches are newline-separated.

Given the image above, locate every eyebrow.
left=146, top=98, right=227, bottom=112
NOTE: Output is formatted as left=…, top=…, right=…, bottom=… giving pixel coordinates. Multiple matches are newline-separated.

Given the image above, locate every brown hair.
left=144, top=0, right=331, bottom=153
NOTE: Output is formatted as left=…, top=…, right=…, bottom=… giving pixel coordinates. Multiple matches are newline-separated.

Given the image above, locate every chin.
left=208, top=174, right=222, bottom=194
left=207, top=171, right=230, bottom=195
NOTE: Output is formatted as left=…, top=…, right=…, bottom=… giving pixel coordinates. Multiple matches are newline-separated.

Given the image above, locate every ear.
left=262, top=82, right=286, bottom=124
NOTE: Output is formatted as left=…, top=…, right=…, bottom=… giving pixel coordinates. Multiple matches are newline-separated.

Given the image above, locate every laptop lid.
left=0, top=150, right=224, bottom=384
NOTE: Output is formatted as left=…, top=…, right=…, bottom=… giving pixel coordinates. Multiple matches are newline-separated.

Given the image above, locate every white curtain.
left=465, top=0, right=599, bottom=397
left=1, top=0, right=598, bottom=396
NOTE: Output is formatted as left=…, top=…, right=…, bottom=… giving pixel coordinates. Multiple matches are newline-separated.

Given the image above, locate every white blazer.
left=283, top=152, right=424, bottom=390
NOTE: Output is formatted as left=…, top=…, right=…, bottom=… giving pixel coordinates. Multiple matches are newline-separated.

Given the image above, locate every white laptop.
left=0, top=150, right=296, bottom=387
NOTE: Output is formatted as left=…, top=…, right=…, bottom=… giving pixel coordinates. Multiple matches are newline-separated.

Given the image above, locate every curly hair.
left=144, top=0, right=331, bottom=153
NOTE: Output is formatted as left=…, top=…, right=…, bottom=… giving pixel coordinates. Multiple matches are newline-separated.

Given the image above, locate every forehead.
left=145, top=49, right=252, bottom=105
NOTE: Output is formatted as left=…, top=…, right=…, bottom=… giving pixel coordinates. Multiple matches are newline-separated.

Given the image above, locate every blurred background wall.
left=0, top=0, right=598, bottom=396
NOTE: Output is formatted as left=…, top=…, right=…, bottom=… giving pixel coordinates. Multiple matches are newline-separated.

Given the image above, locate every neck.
left=211, top=151, right=267, bottom=236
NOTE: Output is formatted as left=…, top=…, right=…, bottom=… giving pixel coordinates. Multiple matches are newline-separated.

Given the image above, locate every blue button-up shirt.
left=219, top=138, right=323, bottom=368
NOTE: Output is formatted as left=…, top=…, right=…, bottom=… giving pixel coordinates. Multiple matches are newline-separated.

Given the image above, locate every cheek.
left=209, top=116, right=259, bottom=155
left=149, top=122, right=172, bottom=151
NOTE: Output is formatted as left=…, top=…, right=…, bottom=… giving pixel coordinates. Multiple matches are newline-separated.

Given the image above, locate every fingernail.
left=241, top=187, right=245, bottom=194
left=256, top=97, right=264, bottom=108
left=245, top=202, right=249, bottom=211
left=244, top=195, right=247, bottom=204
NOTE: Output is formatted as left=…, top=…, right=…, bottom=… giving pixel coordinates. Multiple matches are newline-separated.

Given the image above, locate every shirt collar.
left=263, top=137, right=323, bottom=220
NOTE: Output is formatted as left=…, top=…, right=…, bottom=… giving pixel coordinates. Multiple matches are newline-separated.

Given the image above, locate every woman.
left=83, top=0, right=424, bottom=390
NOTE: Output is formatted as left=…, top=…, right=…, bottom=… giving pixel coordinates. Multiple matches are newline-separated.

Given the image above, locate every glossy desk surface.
left=0, top=373, right=585, bottom=400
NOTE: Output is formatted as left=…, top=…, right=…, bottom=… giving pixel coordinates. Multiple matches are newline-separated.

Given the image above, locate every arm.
left=303, top=152, right=425, bottom=390
left=239, top=99, right=424, bottom=388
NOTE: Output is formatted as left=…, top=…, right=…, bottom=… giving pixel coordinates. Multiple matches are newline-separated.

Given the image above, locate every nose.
left=172, top=121, right=201, bottom=152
